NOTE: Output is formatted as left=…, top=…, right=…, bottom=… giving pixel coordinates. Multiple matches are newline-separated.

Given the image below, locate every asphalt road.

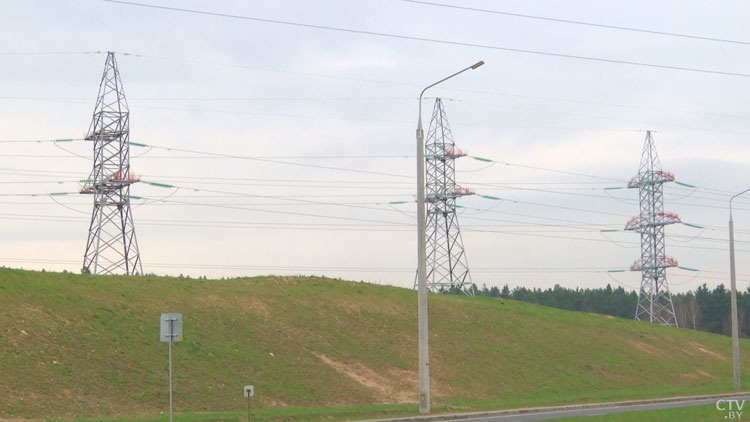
left=439, top=395, right=750, bottom=421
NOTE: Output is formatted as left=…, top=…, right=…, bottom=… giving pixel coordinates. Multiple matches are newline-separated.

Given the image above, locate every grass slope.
left=0, top=267, right=748, bottom=420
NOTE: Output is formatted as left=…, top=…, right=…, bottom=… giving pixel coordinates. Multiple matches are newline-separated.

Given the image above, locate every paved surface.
left=441, top=396, right=750, bottom=421
left=362, top=393, right=750, bottom=422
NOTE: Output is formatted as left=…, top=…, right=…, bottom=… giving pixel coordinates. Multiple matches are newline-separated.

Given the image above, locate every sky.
left=1, top=0, right=750, bottom=293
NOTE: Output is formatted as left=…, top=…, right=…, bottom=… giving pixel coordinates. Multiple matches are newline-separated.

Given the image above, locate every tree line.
left=468, top=283, right=750, bottom=337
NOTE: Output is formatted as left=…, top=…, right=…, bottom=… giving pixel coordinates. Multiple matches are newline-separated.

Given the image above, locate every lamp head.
left=471, top=60, right=485, bottom=69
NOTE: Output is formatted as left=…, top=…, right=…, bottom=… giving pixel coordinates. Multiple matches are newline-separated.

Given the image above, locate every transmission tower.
left=80, top=52, right=143, bottom=276
left=419, top=98, right=475, bottom=294
left=624, top=131, right=678, bottom=326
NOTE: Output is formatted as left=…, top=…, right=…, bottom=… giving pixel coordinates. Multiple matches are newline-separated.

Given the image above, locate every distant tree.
left=456, top=280, right=750, bottom=338
left=695, top=284, right=730, bottom=335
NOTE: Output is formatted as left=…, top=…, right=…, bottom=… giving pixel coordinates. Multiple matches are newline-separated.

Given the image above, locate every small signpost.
left=244, top=385, right=254, bottom=422
left=160, top=313, right=183, bottom=422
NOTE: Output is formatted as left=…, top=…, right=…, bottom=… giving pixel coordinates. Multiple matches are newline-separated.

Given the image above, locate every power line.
left=472, top=183, right=636, bottom=202
left=141, top=180, right=417, bottom=215
left=0, top=211, right=630, bottom=233
left=0, top=167, right=82, bottom=175
left=147, top=197, right=411, bottom=226
left=8, top=93, right=748, bottom=124
left=101, top=0, right=750, bottom=78
left=131, top=154, right=411, bottom=160
left=471, top=183, right=750, bottom=212
left=403, top=0, right=750, bottom=46
left=466, top=156, right=626, bottom=182
left=6, top=96, right=748, bottom=136
left=0, top=138, right=82, bottom=144
left=7, top=141, right=750, bottom=232
left=466, top=196, right=750, bottom=236
left=464, top=227, right=749, bottom=252
left=0, top=95, right=414, bottom=102
left=0, top=180, right=78, bottom=184
left=460, top=91, right=750, bottom=121
left=130, top=143, right=415, bottom=179
left=2, top=206, right=747, bottom=250
left=0, top=154, right=89, bottom=159
left=0, top=51, right=104, bottom=56
left=6, top=145, right=750, bottom=214
left=0, top=139, right=415, bottom=178
left=118, top=140, right=632, bottom=183
left=462, top=100, right=750, bottom=136
left=0, top=213, right=410, bottom=232
left=8, top=175, right=748, bottom=239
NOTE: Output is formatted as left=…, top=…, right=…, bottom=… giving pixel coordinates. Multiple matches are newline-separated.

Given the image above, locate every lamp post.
left=416, top=60, right=484, bottom=414
left=730, top=188, right=750, bottom=391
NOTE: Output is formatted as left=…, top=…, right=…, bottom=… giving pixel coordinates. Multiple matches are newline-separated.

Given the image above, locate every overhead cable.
left=101, top=0, right=750, bottom=78
left=403, top=0, right=750, bottom=46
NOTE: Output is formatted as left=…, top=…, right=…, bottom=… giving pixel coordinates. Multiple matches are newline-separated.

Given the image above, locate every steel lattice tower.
left=421, top=98, right=475, bottom=294
left=624, top=131, right=679, bottom=326
left=80, top=52, right=143, bottom=275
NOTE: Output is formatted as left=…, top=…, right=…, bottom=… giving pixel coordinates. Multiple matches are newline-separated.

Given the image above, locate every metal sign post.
left=160, top=314, right=183, bottom=422
left=244, top=385, right=254, bottom=422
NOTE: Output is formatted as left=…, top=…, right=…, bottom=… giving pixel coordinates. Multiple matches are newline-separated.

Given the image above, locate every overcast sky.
left=2, top=0, right=750, bottom=293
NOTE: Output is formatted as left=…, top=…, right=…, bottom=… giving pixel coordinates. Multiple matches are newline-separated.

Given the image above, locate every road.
left=445, top=396, right=750, bottom=421
left=365, top=393, right=750, bottom=422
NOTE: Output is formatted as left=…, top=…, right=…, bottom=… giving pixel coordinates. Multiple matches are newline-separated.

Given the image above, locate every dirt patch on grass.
left=196, top=294, right=229, bottom=308
left=595, top=368, right=627, bottom=382
left=236, top=297, right=271, bottom=319
left=687, top=342, right=729, bottom=362
left=313, top=353, right=415, bottom=403
left=678, top=369, right=715, bottom=379
left=261, top=397, right=288, bottom=407
left=696, top=369, right=715, bottom=378
left=588, top=313, right=614, bottom=319
left=343, top=299, right=402, bottom=317
left=0, top=384, right=41, bottom=406
left=343, top=302, right=363, bottom=314
left=628, top=340, right=659, bottom=355
left=677, top=372, right=698, bottom=379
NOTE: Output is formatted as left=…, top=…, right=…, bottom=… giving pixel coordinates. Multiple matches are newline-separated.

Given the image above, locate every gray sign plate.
left=160, top=313, right=183, bottom=342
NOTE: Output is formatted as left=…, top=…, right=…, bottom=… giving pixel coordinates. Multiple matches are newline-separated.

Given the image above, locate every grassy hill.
left=0, top=267, right=748, bottom=421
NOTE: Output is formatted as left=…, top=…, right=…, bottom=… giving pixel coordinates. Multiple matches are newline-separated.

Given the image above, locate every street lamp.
left=416, top=60, right=484, bottom=414
left=730, top=188, right=750, bottom=391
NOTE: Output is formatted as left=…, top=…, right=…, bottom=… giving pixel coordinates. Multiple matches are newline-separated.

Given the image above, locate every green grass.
left=62, top=403, right=419, bottom=422
left=549, top=404, right=730, bottom=421
left=1, top=267, right=749, bottom=421
left=42, top=403, right=735, bottom=422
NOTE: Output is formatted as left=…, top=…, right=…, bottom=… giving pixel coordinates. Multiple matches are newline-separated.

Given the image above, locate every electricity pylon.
left=80, top=52, right=143, bottom=275
left=624, top=131, right=678, bottom=326
left=420, top=98, right=475, bottom=294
